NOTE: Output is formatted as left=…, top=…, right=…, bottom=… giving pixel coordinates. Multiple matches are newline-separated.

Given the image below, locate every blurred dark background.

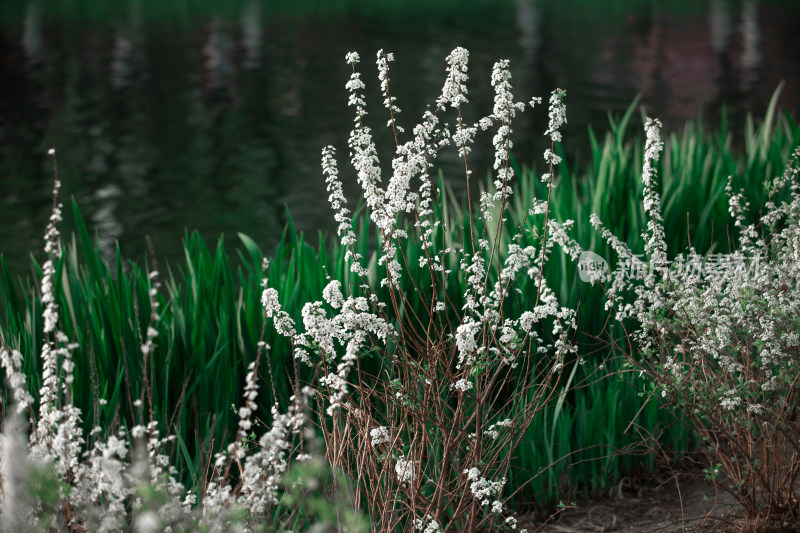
left=1, top=0, right=798, bottom=273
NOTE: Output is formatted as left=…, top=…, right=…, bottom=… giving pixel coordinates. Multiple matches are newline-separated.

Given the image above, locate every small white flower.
left=395, top=455, right=416, bottom=486
left=720, top=390, right=741, bottom=411
left=451, top=378, right=473, bottom=392
left=746, top=404, right=764, bottom=415
left=370, top=426, right=391, bottom=447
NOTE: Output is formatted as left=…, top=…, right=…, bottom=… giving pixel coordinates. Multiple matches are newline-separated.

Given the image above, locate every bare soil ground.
left=516, top=474, right=755, bottom=532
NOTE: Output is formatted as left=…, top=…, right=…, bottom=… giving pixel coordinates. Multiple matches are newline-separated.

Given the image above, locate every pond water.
left=1, top=0, right=799, bottom=274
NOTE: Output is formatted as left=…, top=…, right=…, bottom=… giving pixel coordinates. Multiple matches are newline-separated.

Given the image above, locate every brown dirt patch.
left=518, top=475, right=744, bottom=532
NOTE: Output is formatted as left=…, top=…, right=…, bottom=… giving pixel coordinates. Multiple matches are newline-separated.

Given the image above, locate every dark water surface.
left=1, top=0, right=799, bottom=273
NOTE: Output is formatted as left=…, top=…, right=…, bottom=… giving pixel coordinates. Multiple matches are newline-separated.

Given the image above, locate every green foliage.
left=509, top=88, right=799, bottom=342
left=1, top=204, right=292, bottom=486
left=1, top=102, right=797, bottom=508
left=482, top=92, right=799, bottom=503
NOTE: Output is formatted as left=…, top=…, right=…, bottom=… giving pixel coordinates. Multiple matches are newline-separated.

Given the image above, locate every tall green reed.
left=503, top=87, right=798, bottom=503
left=1, top=97, right=796, bottom=506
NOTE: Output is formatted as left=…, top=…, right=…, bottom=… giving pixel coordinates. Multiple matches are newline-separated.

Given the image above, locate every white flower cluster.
left=489, top=60, right=525, bottom=203
left=41, top=260, right=58, bottom=334
left=540, top=89, right=567, bottom=185
left=414, top=515, right=442, bottom=532
left=559, top=120, right=668, bottom=325
left=746, top=403, right=764, bottom=415
left=233, top=361, right=260, bottom=451
left=270, top=279, right=392, bottom=415
left=251, top=48, right=582, bottom=530
left=25, top=162, right=85, bottom=489
left=370, top=426, right=391, bottom=447
left=0, top=346, right=33, bottom=413
left=377, top=49, right=403, bottom=134
left=464, top=466, right=506, bottom=510
left=262, top=287, right=298, bottom=340
left=720, top=390, right=742, bottom=411
left=344, top=51, right=421, bottom=290
left=640, top=118, right=667, bottom=290
left=140, top=269, right=161, bottom=359
left=307, top=54, right=579, bottom=417
left=322, top=139, right=370, bottom=278
left=451, top=378, right=473, bottom=392
left=486, top=418, right=513, bottom=439
left=544, top=89, right=567, bottom=143
left=236, top=388, right=311, bottom=515
left=561, top=114, right=800, bottom=512
left=455, top=319, right=480, bottom=369
left=395, top=454, right=416, bottom=486
left=0, top=150, right=332, bottom=532
left=437, top=47, right=469, bottom=110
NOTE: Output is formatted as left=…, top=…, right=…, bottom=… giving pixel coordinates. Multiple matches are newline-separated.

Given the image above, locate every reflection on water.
left=709, top=0, right=733, bottom=53
left=740, top=0, right=762, bottom=89
left=0, top=0, right=798, bottom=274
left=241, top=1, right=262, bottom=71
left=22, top=2, right=41, bottom=67
left=515, top=0, right=541, bottom=61
left=92, top=183, right=123, bottom=264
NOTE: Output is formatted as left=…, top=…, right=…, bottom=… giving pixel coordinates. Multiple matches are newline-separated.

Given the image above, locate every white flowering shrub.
left=262, top=48, right=577, bottom=531
left=0, top=151, right=366, bottom=532
left=556, top=117, right=800, bottom=523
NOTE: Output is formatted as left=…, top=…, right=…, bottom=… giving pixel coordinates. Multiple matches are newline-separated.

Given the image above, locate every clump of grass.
left=456, top=86, right=798, bottom=505
left=558, top=114, right=800, bottom=525
left=2, top=46, right=584, bottom=532
left=259, top=48, right=586, bottom=531
left=1, top=53, right=798, bottom=529
left=0, top=148, right=368, bottom=532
